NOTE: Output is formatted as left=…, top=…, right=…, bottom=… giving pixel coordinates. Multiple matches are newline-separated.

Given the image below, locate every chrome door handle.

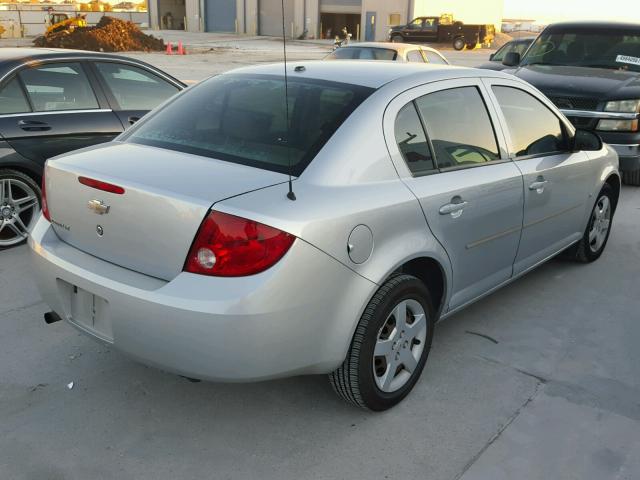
left=529, top=180, right=548, bottom=193
left=439, top=201, right=468, bottom=217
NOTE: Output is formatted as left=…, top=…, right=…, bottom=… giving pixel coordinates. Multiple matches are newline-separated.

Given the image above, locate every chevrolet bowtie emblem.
left=87, top=199, right=110, bottom=215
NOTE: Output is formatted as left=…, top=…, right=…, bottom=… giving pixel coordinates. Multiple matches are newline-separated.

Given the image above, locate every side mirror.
left=572, top=129, right=603, bottom=152
left=489, top=53, right=495, bottom=61
left=502, top=51, right=520, bottom=66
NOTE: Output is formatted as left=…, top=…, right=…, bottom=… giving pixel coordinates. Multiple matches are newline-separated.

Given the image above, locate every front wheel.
left=390, top=35, right=404, bottom=43
left=571, top=184, right=615, bottom=263
left=329, top=274, right=435, bottom=411
left=453, top=37, right=465, bottom=50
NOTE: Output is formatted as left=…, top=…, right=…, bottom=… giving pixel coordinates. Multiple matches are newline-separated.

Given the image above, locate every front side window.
left=95, top=62, right=180, bottom=110
left=127, top=74, right=372, bottom=175
left=407, top=50, right=425, bottom=63
left=415, top=87, right=500, bottom=169
left=492, top=86, right=567, bottom=158
left=18, top=63, right=98, bottom=112
left=408, top=19, right=423, bottom=29
left=394, top=102, right=435, bottom=175
left=0, top=77, right=31, bottom=114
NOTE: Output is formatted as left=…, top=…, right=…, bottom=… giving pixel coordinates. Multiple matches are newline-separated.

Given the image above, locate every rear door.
left=484, top=79, right=592, bottom=275
left=0, top=61, right=122, bottom=164
left=385, top=79, right=524, bottom=311
left=89, top=61, right=182, bottom=129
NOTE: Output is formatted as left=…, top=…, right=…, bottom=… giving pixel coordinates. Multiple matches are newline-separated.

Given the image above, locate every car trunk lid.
left=44, top=142, right=288, bottom=280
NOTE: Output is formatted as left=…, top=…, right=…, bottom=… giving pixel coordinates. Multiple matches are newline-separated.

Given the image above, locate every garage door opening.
left=158, top=0, right=186, bottom=30
left=320, top=13, right=360, bottom=40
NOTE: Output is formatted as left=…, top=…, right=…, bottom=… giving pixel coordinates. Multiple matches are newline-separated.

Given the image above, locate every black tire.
left=453, top=37, right=465, bottom=51
left=329, top=274, right=436, bottom=411
left=571, top=183, right=615, bottom=263
left=391, top=34, right=404, bottom=43
left=0, top=169, right=42, bottom=249
left=621, top=169, right=640, bottom=186
left=466, top=43, right=477, bottom=50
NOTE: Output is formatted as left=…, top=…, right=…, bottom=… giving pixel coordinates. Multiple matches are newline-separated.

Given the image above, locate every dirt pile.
left=35, top=16, right=165, bottom=52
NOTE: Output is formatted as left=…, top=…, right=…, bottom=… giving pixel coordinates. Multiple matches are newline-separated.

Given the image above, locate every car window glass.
left=0, top=77, right=31, bottom=114
left=492, top=43, right=512, bottom=61
left=127, top=74, right=373, bottom=176
left=492, top=86, right=567, bottom=158
left=409, top=19, right=423, bottom=29
left=415, top=87, right=500, bottom=169
left=326, top=47, right=396, bottom=61
left=407, top=50, right=425, bottom=63
left=95, top=62, right=179, bottom=110
left=394, top=102, right=435, bottom=175
left=424, top=51, right=447, bottom=64
left=19, top=62, right=98, bottom=112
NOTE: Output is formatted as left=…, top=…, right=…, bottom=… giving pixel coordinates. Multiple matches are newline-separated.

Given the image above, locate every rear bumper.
left=29, top=217, right=375, bottom=382
left=609, top=144, right=640, bottom=172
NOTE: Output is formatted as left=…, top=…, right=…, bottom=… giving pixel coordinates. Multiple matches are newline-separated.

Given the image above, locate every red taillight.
left=184, top=211, right=295, bottom=277
left=78, top=176, right=125, bottom=195
left=41, top=170, right=51, bottom=222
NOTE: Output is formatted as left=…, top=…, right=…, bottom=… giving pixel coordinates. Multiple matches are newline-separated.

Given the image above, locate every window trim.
left=16, top=60, right=103, bottom=114
left=490, top=84, right=572, bottom=161
left=0, top=73, right=33, bottom=115
left=394, top=101, right=438, bottom=177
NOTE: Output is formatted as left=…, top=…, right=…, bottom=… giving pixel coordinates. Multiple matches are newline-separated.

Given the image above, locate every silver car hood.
left=44, top=142, right=288, bottom=280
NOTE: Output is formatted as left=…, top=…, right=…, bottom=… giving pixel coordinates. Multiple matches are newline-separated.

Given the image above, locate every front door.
left=385, top=79, right=524, bottom=311
left=365, top=12, right=376, bottom=41
left=487, top=81, right=592, bottom=275
left=0, top=61, right=122, bottom=165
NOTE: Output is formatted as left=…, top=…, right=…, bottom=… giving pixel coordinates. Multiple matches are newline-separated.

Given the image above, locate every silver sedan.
left=30, top=61, right=620, bottom=411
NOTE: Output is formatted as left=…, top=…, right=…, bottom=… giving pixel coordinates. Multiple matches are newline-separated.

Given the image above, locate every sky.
left=503, top=0, right=640, bottom=23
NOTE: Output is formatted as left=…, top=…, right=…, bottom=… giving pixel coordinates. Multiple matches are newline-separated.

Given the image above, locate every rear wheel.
left=0, top=169, right=41, bottom=249
left=329, top=274, right=435, bottom=411
left=622, top=169, right=640, bottom=186
left=453, top=37, right=465, bottom=50
left=391, top=35, right=404, bottom=43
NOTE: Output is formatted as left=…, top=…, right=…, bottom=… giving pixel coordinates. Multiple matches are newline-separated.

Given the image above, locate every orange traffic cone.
left=177, top=40, right=185, bottom=55
left=166, top=41, right=173, bottom=55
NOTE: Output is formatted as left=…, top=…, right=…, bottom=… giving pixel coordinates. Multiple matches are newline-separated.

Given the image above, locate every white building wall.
left=361, top=0, right=409, bottom=41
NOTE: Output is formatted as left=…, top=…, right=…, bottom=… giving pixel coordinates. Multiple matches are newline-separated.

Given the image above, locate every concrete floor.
left=1, top=38, right=639, bottom=480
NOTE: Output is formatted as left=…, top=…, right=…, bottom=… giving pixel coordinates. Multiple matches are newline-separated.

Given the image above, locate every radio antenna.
left=281, top=0, right=296, bottom=201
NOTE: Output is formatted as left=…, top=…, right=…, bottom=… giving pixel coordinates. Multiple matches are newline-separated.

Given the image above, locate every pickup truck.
left=388, top=15, right=495, bottom=51
left=502, top=21, right=640, bottom=185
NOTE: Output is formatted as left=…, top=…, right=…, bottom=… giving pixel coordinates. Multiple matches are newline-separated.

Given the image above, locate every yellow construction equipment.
left=45, top=13, right=88, bottom=35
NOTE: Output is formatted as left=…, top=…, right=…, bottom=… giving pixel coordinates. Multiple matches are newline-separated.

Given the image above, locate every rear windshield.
left=521, top=28, right=640, bottom=72
left=125, top=74, right=373, bottom=175
left=325, top=47, right=397, bottom=61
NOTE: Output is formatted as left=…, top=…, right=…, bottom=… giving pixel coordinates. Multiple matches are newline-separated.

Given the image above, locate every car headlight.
left=604, top=99, right=640, bottom=113
left=597, top=119, right=639, bottom=132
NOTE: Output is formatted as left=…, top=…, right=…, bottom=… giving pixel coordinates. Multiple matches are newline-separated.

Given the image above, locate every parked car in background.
left=31, top=61, right=620, bottom=411
left=478, top=37, right=534, bottom=71
left=388, top=14, right=495, bottom=50
left=0, top=48, right=185, bottom=247
left=503, top=22, right=640, bottom=185
left=324, top=42, right=449, bottom=64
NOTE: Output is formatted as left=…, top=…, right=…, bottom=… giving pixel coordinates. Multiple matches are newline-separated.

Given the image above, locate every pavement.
left=1, top=36, right=640, bottom=480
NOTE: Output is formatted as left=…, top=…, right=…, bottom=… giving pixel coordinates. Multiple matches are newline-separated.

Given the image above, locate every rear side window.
left=0, top=77, right=31, bottom=114
left=127, top=74, right=373, bottom=175
left=407, top=50, right=425, bottom=63
left=415, top=87, right=500, bottom=169
left=19, top=63, right=99, bottom=112
left=424, top=51, right=448, bottom=64
left=492, top=86, right=567, bottom=158
left=394, top=103, right=435, bottom=175
left=94, top=62, right=179, bottom=110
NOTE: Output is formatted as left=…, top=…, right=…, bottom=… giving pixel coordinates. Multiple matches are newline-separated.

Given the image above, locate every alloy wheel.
left=588, top=195, right=611, bottom=253
left=373, top=298, right=428, bottom=393
left=0, top=178, right=40, bottom=247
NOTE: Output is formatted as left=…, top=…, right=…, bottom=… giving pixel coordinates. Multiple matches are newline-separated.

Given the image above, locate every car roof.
left=341, top=42, right=438, bottom=53
left=227, top=60, right=513, bottom=89
left=545, top=21, right=640, bottom=31
left=0, top=48, right=184, bottom=86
